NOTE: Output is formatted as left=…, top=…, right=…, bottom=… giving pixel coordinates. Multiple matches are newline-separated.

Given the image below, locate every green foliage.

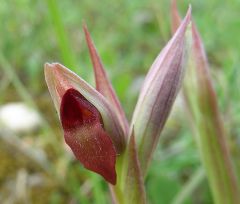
left=0, top=0, right=239, bottom=203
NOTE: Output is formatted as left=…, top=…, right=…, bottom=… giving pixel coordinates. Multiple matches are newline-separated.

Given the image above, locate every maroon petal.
left=60, top=88, right=116, bottom=184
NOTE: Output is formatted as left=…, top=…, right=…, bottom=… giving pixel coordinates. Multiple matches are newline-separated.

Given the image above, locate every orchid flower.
left=45, top=7, right=191, bottom=203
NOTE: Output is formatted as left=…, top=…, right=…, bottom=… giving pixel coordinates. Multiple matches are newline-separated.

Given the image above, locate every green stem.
left=110, top=133, right=147, bottom=204
left=183, top=59, right=240, bottom=204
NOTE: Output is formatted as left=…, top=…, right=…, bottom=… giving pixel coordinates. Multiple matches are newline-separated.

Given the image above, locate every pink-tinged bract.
left=83, top=24, right=129, bottom=136
left=131, top=7, right=191, bottom=175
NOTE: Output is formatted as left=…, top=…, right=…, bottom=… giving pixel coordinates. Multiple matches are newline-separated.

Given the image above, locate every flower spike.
left=44, top=6, right=191, bottom=194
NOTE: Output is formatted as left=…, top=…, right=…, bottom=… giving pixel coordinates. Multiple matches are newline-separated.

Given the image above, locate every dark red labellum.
left=60, top=88, right=117, bottom=184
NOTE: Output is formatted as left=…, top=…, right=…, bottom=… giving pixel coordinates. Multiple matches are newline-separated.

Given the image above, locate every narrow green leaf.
left=171, top=2, right=240, bottom=204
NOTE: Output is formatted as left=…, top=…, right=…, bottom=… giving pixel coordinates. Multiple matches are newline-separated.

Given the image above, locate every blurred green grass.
left=0, top=0, right=239, bottom=203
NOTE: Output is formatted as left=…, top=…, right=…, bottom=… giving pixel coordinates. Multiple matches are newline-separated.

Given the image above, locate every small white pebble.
left=0, top=102, right=42, bottom=133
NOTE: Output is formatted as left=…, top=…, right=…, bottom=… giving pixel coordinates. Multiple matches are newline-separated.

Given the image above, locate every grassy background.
left=0, top=0, right=240, bottom=203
